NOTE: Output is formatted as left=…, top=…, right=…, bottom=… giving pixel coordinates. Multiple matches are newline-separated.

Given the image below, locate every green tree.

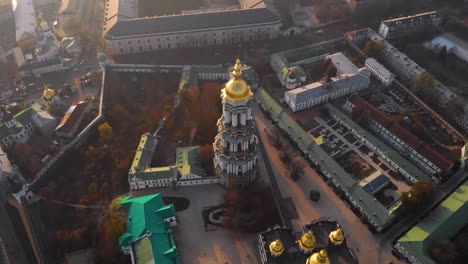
left=400, top=181, right=434, bottom=212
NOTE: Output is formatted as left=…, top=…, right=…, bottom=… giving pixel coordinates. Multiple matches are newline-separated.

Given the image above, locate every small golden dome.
left=43, top=88, right=56, bottom=101
left=329, top=228, right=344, bottom=245
left=223, top=59, right=253, bottom=103
left=297, top=230, right=317, bottom=253
left=306, top=249, right=330, bottom=264
left=269, top=239, right=285, bottom=257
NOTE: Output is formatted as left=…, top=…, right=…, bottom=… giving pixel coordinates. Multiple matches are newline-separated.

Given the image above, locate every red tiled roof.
left=55, top=100, right=90, bottom=134
left=350, top=97, right=454, bottom=174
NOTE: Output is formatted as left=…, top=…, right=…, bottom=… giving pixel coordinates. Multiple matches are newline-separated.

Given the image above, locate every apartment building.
left=367, top=30, right=427, bottom=83
left=103, top=0, right=281, bottom=55
left=365, top=58, right=395, bottom=86
left=284, top=53, right=371, bottom=112
left=378, top=11, right=441, bottom=39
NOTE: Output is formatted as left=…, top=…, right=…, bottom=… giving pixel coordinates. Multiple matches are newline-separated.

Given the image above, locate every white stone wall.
left=365, top=58, right=395, bottom=86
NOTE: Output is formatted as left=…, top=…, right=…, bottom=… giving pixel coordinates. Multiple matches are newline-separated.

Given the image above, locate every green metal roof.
left=256, top=88, right=393, bottom=229
left=325, top=103, right=430, bottom=183
left=119, top=194, right=179, bottom=264
left=0, top=103, right=44, bottom=140
left=396, top=179, right=468, bottom=264
left=129, top=137, right=208, bottom=182
left=176, top=146, right=207, bottom=177
left=129, top=134, right=158, bottom=175
left=284, top=47, right=329, bottom=64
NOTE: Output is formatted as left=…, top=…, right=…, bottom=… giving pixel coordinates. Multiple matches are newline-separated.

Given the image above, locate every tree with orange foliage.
left=199, top=144, right=214, bottom=176
left=98, top=122, right=113, bottom=143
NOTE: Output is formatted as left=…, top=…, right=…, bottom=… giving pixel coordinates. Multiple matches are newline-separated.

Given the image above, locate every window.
left=120, top=48, right=124, bottom=53
left=118, top=42, right=122, bottom=46
left=149, top=45, right=152, bottom=50
left=138, top=40, right=141, bottom=43
left=128, top=41, right=131, bottom=44
left=168, top=44, right=171, bottom=48
left=130, top=47, right=133, bottom=52
left=139, top=46, right=143, bottom=51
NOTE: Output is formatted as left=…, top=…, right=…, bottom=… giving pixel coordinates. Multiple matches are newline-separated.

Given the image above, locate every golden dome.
left=329, top=228, right=344, bottom=246
left=297, top=230, right=317, bottom=253
left=306, top=249, right=330, bottom=264
left=43, top=88, right=56, bottom=101
left=223, top=59, right=253, bottom=103
left=269, top=239, right=285, bottom=257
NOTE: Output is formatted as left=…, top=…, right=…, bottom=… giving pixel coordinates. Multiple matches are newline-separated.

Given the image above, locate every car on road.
left=309, top=189, right=320, bottom=202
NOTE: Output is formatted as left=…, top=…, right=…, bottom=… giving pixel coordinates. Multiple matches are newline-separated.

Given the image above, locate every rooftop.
left=0, top=103, right=50, bottom=140
left=326, top=102, right=430, bottom=183
left=367, top=30, right=426, bottom=76
left=256, top=88, right=394, bottom=229
left=350, top=96, right=454, bottom=175
left=285, top=68, right=370, bottom=105
left=119, top=194, right=179, bottom=264
left=129, top=134, right=207, bottom=182
left=104, top=8, right=280, bottom=38
left=326, top=53, right=359, bottom=75
left=55, top=100, right=90, bottom=134
left=395, top=179, right=468, bottom=264
left=382, top=11, right=439, bottom=26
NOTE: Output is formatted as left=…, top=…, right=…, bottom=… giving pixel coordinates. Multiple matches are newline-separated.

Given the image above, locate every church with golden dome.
left=213, top=59, right=258, bottom=188
left=258, top=219, right=357, bottom=264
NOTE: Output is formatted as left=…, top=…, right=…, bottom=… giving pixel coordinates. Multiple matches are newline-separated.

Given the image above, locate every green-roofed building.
left=255, top=87, right=396, bottom=232
left=128, top=133, right=218, bottom=190
left=119, top=194, right=179, bottom=264
left=270, top=46, right=329, bottom=89
left=0, top=103, right=56, bottom=150
left=394, top=179, right=468, bottom=264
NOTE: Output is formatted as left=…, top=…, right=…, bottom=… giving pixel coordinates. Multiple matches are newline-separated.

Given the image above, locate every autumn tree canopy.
left=98, top=122, right=113, bottom=143
left=400, top=181, right=434, bottom=213
left=363, top=40, right=384, bottom=58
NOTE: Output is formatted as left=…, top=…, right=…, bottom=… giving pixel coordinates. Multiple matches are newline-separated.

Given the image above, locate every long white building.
left=367, top=30, right=426, bottom=83
left=284, top=53, right=371, bottom=112
left=15, top=0, right=38, bottom=49
left=378, top=11, right=441, bottom=39
left=365, top=58, right=395, bottom=86
left=103, top=0, right=281, bottom=55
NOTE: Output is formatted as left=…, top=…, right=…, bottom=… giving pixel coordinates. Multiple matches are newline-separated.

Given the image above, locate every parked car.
left=309, top=189, right=320, bottom=202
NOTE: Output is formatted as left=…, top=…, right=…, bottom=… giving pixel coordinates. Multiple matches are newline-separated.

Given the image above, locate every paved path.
left=252, top=104, right=404, bottom=264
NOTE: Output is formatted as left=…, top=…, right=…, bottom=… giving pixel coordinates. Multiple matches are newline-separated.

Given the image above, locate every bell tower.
left=213, top=59, right=258, bottom=188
